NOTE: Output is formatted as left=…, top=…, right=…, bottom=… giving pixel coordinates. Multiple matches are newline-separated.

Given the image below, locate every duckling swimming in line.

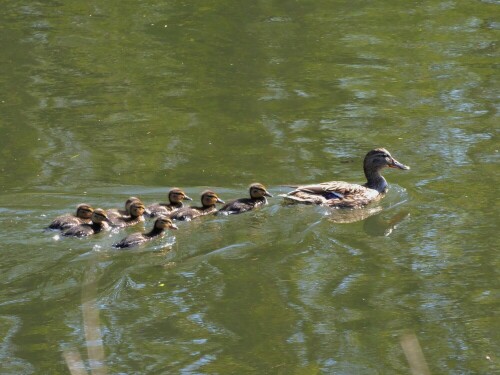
left=280, top=148, right=409, bottom=208
left=62, top=208, right=111, bottom=237
left=113, top=216, right=178, bottom=248
left=147, top=188, right=193, bottom=218
left=169, top=190, right=224, bottom=221
left=107, top=196, right=142, bottom=220
left=109, top=201, right=146, bottom=227
left=218, top=183, right=272, bottom=215
left=47, top=204, right=94, bottom=230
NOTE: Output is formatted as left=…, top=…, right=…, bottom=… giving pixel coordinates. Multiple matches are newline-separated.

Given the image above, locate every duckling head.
left=129, top=201, right=146, bottom=217
left=155, top=216, right=178, bottom=230
left=201, top=190, right=225, bottom=207
left=76, top=204, right=94, bottom=219
left=364, top=148, right=410, bottom=173
left=125, top=197, right=142, bottom=213
left=92, top=208, right=111, bottom=224
left=169, top=188, right=193, bottom=203
left=249, top=183, right=273, bottom=199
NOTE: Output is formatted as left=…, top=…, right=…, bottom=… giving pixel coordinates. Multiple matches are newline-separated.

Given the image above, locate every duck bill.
left=216, top=198, right=225, bottom=204
left=264, top=191, right=273, bottom=197
left=389, top=158, right=410, bottom=170
left=183, top=195, right=193, bottom=201
left=170, top=223, right=179, bottom=230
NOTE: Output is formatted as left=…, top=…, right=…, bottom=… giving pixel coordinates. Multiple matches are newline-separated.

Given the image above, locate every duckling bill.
left=169, top=190, right=224, bottom=221
left=280, top=148, right=409, bottom=208
left=218, top=183, right=272, bottom=215
left=113, top=216, right=178, bottom=248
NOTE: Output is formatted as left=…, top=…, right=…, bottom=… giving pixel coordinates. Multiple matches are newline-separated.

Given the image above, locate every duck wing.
left=218, top=198, right=256, bottom=214
left=281, top=181, right=379, bottom=208
left=113, top=233, right=145, bottom=248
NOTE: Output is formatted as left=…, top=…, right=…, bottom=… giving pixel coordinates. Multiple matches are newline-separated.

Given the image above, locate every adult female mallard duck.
left=113, top=216, right=178, bottom=248
left=47, top=203, right=94, bottom=230
left=280, top=148, right=409, bottom=208
left=107, top=196, right=142, bottom=220
left=169, top=190, right=224, bottom=221
left=109, top=201, right=146, bottom=227
left=62, top=208, right=111, bottom=237
left=218, top=183, right=273, bottom=215
left=147, top=188, right=193, bottom=218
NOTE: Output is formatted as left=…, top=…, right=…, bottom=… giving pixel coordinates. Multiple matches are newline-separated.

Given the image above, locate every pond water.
left=0, top=1, right=498, bottom=374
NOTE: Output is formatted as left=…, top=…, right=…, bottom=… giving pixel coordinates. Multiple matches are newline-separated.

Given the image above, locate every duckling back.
left=218, top=183, right=272, bottom=215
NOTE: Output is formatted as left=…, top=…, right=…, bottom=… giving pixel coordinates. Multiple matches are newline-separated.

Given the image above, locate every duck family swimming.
left=47, top=148, right=410, bottom=245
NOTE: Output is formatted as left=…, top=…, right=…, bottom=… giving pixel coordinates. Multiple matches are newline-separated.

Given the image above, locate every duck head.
left=76, top=204, right=94, bottom=219
left=91, top=208, right=111, bottom=224
left=129, top=201, right=146, bottom=217
left=155, top=216, right=178, bottom=231
left=169, top=188, right=193, bottom=204
left=249, top=183, right=273, bottom=199
left=364, top=148, right=410, bottom=173
left=124, top=197, right=141, bottom=214
left=201, top=190, right=225, bottom=207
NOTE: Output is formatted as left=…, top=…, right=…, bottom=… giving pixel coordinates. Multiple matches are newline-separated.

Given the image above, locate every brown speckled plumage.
left=280, top=148, right=409, bottom=208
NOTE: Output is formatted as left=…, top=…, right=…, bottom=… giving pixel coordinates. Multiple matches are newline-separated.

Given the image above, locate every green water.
left=0, top=1, right=498, bottom=374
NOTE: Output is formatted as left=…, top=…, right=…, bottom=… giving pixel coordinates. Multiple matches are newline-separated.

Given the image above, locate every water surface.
left=0, top=0, right=498, bottom=374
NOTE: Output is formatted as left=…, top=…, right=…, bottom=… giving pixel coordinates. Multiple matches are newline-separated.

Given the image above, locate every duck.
left=47, top=203, right=94, bottom=230
left=107, top=196, right=142, bottom=220
left=169, top=190, right=225, bottom=221
left=147, top=188, right=193, bottom=218
left=280, top=148, right=410, bottom=208
left=109, top=201, right=146, bottom=227
left=62, top=208, right=111, bottom=237
left=113, top=216, right=178, bottom=248
left=218, top=183, right=273, bottom=215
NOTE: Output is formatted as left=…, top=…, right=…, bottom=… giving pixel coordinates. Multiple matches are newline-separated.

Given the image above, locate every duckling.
left=147, top=188, right=193, bottom=217
left=47, top=203, right=94, bottom=230
left=280, top=148, right=410, bottom=208
left=218, top=183, right=272, bottom=215
left=169, top=190, right=225, bottom=221
left=62, top=208, right=111, bottom=237
left=107, top=196, right=142, bottom=220
left=109, top=201, right=146, bottom=227
left=113, top=216, right=178, bottom=248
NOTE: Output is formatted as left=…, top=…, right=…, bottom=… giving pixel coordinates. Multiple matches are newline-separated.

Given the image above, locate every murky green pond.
left=0, top=1, right=498, bottom=374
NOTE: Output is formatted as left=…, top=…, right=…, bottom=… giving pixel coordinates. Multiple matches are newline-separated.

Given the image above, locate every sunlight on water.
left=0, top=0, right=498, bottom=373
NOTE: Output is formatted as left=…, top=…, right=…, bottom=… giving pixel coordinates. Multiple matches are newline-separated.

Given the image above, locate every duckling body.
left=113, top=217, right=178, bottom=248
left=147, top=188, right=193, bottom=218
left=107, top=197, right=141, bottom=220
left=218, top=183, right=272, bottom=215
left=109, top=201, right=146, bottom=227
left=48, top=204, right=94, bottom=230
left=63, top=209, right=111, bottom=237
left=280, top=148, right=409, bottom=208
left=169, top=190, right=224, bottom=221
